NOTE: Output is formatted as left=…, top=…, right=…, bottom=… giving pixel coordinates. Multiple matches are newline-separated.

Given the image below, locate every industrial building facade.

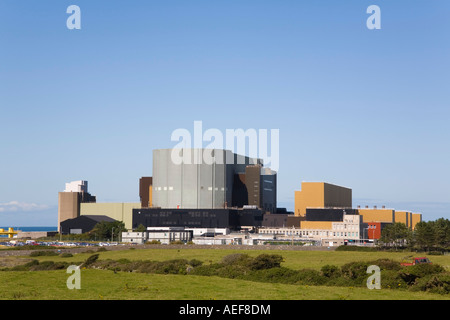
left=294, top=182, right=352, bottom=217
left=57, top=149, right=423, bottom=246
left=132, top=208, right=264, bottom=230
left=151, top=148, right=276, bottom=213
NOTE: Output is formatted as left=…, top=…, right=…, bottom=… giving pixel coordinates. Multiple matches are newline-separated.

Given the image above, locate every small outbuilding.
left=60, top=215, right=117, bottom=235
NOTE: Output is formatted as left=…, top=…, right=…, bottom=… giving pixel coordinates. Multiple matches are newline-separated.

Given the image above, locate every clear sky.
left=0, top=1, right=449, bottom=226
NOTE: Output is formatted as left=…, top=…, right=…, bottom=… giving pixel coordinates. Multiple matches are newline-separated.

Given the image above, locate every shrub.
left=321, top=265, right=341, bottom=278
left=369, top=259, right=402, bottom=271
left=137, top=259, right=189, bottom=275
left=29, top=261, right=69, bottom=271
left=221, top=253, right=252, bottom=266
left=146, top=240, right=161, bottom=245
left=249, top=254, right=284, bottom=270
left=341, top=261, right=370, bottom=280
left=335, top=246, right=377, bottom=252
left=295, top=269, right=327, bottom=286
left=249, top=267, right=301, bottom=284
left=60, top=253, right=73, bottom=258
left=399, top=263, right=445, bottom=285
left=380, top=270, right=408, bottom=290
left=188, top=259, right=203, bottom=267
left=29, top=251, right=59, bottom=257
left=81, top=254, right=100, bottom=268
left=410, top=273, right=450, bottom=294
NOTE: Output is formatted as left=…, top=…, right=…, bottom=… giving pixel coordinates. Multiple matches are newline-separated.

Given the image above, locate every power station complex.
left=58, top=148, right=422, bottom=246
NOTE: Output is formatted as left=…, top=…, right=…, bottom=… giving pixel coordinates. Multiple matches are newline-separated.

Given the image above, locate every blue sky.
left=0, top=1, right=449, bottom=226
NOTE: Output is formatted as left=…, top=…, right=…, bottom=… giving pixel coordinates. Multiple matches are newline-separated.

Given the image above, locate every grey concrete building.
left=151, top=148, right=275, bottom=211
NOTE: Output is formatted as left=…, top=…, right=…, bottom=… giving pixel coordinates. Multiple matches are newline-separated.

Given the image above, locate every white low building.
left=122, top=231, right=147, bottom=244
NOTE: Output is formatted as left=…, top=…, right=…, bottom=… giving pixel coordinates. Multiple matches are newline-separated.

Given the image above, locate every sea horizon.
left=0, top=226, right=57, bottom=232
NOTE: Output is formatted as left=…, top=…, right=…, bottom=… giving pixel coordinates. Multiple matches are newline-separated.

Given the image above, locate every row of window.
left=153, top=186, right=226, bottom=191
left=259, top=229, right=359, bottom=238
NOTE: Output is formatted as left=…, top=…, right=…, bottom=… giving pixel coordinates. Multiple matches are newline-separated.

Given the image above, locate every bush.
left=369, top=259, right=402, bottom=271
left=248, top=254, right=284, bottom=270
left=60, top=253, right=73, bottom=258
left=29, top=261, right=70, bottom=271
left=295, top=269, right=327, bottom=286
left=341, top=261, right=370, bottom=280
left=188, top=259, right=203, bottom=267
left=81, top=254, right=100, bottom=268
left=220, top=253, right=252, bottom=266
left=399, top=263, right=445, bottom=285
left=145, top=240, right=161, bottom=245
left=410, top=273, right=450, bottom=294
left=335, top=246, right=377, bottom=252
left=380, top=270, right=408, bottom=290
left=137, top=259, right=189, bottom=275
left=248, top=267, right=300, bottom=284
left=321, top=265, right=341, bottom=278
left=29, top=251, right=59, bottom=257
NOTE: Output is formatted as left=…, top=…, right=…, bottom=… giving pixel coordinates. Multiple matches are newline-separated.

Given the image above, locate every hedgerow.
left=3, top=253, right=449, bottom=294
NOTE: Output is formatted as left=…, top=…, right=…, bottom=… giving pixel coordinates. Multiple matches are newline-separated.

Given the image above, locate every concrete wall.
left=80, top=203, right=141, bottom=230
left=58, top=192, right=80, bottom=232
left=152, top=148, right=261, bottom=210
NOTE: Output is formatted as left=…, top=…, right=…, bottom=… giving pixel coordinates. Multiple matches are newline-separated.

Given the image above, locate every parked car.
left=401, top=257, right=431, bottom=267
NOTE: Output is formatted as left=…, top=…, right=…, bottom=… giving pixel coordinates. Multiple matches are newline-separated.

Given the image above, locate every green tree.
left=379, top=222, right=411, bottom=248
left=90, top=221, right=127, bottom=241
left=135, top=224, right=147, bottom=232
left=413, top=221, right=435, bottom=251
left=433, top=218, right=450, bottom=248
left=413, top=218, right=450, bottom=251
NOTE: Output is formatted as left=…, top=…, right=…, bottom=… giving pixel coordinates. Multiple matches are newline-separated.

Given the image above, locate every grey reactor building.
left=133, top=148, right=277, bottom=230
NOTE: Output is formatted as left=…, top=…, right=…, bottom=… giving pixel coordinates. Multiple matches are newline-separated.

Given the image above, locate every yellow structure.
left=358, top=207, right=395, bottom=223
left=0, top=228, right=18, bottom=238
left=300, top=221, right=333, bottom=230
left=357, top=207, right=422, bottom=229
left=411, top=213, right=422, bottom=230
left=395, top=210, right=410, bottom=228
left=80, top=202, right=141, bottom=230
left=294, top=182, right=352, bottom=217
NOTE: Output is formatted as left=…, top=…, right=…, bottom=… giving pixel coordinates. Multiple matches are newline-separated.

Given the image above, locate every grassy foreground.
left=1, top=246, right=449, bottom=300
left=0, top=269, right=448, bottom=300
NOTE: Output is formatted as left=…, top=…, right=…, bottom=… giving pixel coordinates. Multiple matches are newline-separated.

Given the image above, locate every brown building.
left=139, top=177, right=153, bottom=208
left=57, top=181, right=96, bottom=232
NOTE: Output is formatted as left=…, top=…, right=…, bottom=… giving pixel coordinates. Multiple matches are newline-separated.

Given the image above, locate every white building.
left=64, top=180, right=88, bottom=193
left=122, top=231, right=147, bottom=244
left=258, top=214, right=363, bottom=246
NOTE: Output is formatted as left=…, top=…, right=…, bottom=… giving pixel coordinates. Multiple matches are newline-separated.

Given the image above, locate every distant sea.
left=0, top=226, right=57, bottom=232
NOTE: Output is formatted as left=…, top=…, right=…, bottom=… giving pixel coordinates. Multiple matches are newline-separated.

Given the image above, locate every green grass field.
left=30, top=247, right=450, bottom=269
left=1, top=246, right=449, bottom=300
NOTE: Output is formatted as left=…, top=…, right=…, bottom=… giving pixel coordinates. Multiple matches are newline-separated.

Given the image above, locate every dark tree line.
left=379, top=218, right=450, bottom=251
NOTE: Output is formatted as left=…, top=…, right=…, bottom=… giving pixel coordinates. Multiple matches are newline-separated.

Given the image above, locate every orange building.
left=294, top=182, right=352, bottom=217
